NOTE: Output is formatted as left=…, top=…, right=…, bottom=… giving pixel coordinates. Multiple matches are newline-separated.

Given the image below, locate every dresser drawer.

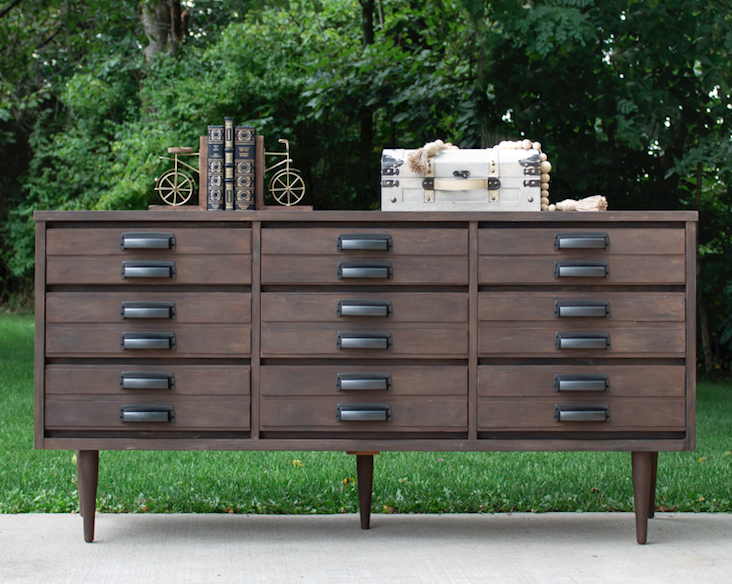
left=478, top=227, right=685, bottom=285
left=478, top=321, right=685, bottom=357
left=477, top=397, right=686, bottom=432
left=45, top=364, right=250, bottom=396
left=478, top=364, right=686, bottom=397
left=261, top=323, right=467, bottom=358
left=46, top=323, right=250, bottom=357
left=45, top=395, right=250, bottom=431
left=46, top=227, right=251, bottom=285
left=46, top=292, right=251, bottom=324
left=260, top=396, right=466, bottom=433
left=261, top=227, right=468, bottom=285
left=262, top=292, right=467, bottom=323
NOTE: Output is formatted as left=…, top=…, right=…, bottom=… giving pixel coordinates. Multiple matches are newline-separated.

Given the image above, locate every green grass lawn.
left=1, top=312, right=730, bottom=514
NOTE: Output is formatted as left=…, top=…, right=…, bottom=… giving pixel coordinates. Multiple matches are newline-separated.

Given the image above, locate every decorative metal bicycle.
left=155, top=147, right=199, bottom=206
left=265, top=139, right=306, bottom=206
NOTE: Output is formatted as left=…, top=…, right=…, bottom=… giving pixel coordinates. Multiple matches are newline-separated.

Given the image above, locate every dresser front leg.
left=77, top=450, right=99, bottom=543
left=349, top=452, right=379, bottom=529
left=631, top=451, right=653, bottom=544
left=649, top=451, right=658, bottom=519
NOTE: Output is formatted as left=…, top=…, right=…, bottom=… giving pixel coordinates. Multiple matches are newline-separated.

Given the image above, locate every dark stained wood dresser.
left=33, top=210, right=697, bottom=544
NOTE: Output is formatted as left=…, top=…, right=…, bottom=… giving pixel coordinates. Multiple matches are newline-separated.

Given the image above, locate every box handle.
left=338, top=262, right=393, bottom=280
left=337, top=332, right=392, bottom=350
left=554, top=405, right=609, bottom=423
left=121, top=301, right=176, bottom=320
left=338, top=234, right=392, bottom=252
left=338, top=299, right=392, bottom=318
left=337, top=403, right=392, bottom=422
left=120, top=232, right=175, bottom=250
left=554, top=261, right=608, bottom=279
left=337, top=373, right=391, bottom=391
left=120, top=405, right=175, bottom=424
left=121, top=332, right=175, bottom=351
left=554, top=232, right=609, bottom=250
left=554, top=374, right=609, bottom=392
left=120, top=372, right=175, bottom=390
left=121, top=261, right=176, bottom=280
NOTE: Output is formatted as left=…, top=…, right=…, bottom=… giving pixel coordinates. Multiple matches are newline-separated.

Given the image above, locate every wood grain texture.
left=260, top=365, right=467, bottom=396
left=478, top=364, right=686, bottom=397
left=260, top=395, right=467, bottom=431
left=47, top=227, right=251, bottom=255
left=46, top=292, right=251, bottom=323
left=34, top=220, right=47, bottom=449
left=262, top=227, right=468, bottom=256
left=46, top=395, right=250, bottom=430
left=479, top=227, right=686, bottom=256
left=45, top=364, right=250, bottom=396
left=478, top=397, right=686, bottom=431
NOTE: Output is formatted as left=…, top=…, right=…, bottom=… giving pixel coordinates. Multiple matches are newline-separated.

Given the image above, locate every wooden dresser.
left=33, top=210, right=697, bottom=544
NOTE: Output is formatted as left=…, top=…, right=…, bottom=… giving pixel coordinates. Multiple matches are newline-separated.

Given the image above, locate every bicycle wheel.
left=155, top=169, right=195, bottom=206
left=269, top=169, right=306, bottom=206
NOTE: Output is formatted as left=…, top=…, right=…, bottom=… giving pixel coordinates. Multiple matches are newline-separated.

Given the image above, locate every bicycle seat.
left=167, top=147, right=194, bottom=154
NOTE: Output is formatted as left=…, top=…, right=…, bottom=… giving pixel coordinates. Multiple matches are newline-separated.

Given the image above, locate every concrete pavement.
left=1, top=512, right=731, bottom=583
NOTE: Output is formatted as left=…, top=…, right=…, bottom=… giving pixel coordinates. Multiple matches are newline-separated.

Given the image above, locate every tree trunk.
left=141, top=0, right=184, bottom=61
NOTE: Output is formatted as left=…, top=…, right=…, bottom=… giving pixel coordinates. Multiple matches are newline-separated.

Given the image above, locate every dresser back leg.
left=349, top=452, right=379, bottom=529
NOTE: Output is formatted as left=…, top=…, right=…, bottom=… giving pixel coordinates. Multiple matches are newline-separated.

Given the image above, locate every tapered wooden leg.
left=631, top=451, right=652, bottom=544
left=648, top=452, right=658, bottom=519
left=77, top=450, right=99, bottom=543
left=348, top=452, right=379, bottom=530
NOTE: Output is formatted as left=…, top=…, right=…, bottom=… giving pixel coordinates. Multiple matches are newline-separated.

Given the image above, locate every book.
left=207, top=125, right=224, bottom=211
left=234, top=126, right=256, bottom=210
left=224, top=117, right=235, bottom=211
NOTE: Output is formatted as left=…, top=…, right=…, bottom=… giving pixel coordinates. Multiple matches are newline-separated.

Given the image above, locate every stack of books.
left=207, top=118, right=256, bottom=210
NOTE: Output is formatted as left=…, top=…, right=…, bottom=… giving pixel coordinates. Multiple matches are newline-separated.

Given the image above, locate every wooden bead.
left=541, top=182, right=550, bottom=190
left=540, top=161, right=552, bottom=173
left=548, top=204, right=556, bottom=211
left=522, top=139, right=532, bottom=149
left=541, top=197, right=550, bottom=205
left=532, top=141, right=542, bottom=151
left=541, top=173, right=551, bottom=183
left=541, top=189, right=549, bottom=198
left=540, top=153, right=548, bottom=161
left=541, top=204, right=549, bottom=211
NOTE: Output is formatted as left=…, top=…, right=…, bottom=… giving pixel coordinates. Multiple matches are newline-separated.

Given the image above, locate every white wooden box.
left=380, top=148, right=542, bottom=212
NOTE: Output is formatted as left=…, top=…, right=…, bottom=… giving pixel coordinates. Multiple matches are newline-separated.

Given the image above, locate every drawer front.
left=478, top=227, right=685, bottom=285
left=478, top=321, right=685, bottom=357
left=478, top=291, right=684, bottom=323
left=45, top=396, right=250, bottom=431
left=46, top=292, right=251, bottom=324
left=46, top=255, right=251, bottom=285
left=46, top=364, right=250, bottom=396
left=262, top=228, right=467, bottom=256
left=46, top=323, right=250, bottom=357
left=260, top=396, right=466, bottom=433
left=262, top=227, right=468, bottom=285
left=262, top=292, right=467, bottom=323
left=261, top=365, right=468, bottom=397
left=478, top=365, right=686, bottom=397
left=46, top=227, right=252, bottom=256
left=261, top=323, right=467, bottom=358
left=477, top=397, right=686, bottom=432
left=260, top=366, right=467, bottom=433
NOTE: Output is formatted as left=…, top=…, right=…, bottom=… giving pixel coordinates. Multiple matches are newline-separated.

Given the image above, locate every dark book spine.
left=234, top=126, right=256, bottom=210
left=224, top=117, right=235, bottom=211
left=206, top=125, right=224, bottom=211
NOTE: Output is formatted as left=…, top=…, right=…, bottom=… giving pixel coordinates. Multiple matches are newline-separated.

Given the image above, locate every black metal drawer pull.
left=337, top=373, right=391, bottom=391
left=121, top=301, right=176, bottom=320
left=338, top=262, right=393, bottom=280
left=120, top=371, right=175, bottom=390
left=121, top=261, right=176, bottom=280
left=555, top=332, right=610, bottom=350
left=554, top=232, right=609, bottom=250
left=337, top=299, right=392, bottom=318
left=336, top=403, right=392, bottom=422
left=337, top=233, right=392, bottom=252
left=337, top=332, right=392, bottom=350
left=121, top=332, right=176, bottom=351
left=554, top=404, right=609, bottom=423
left=120, top=405, right=175, bottom=424
left=120, top=232, right=175, bottom=250
left=554, top=261, right=609, bottom=279
left=554, top=374, right=609, bottom=392
left=554, top=300, right=609, bottom=318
